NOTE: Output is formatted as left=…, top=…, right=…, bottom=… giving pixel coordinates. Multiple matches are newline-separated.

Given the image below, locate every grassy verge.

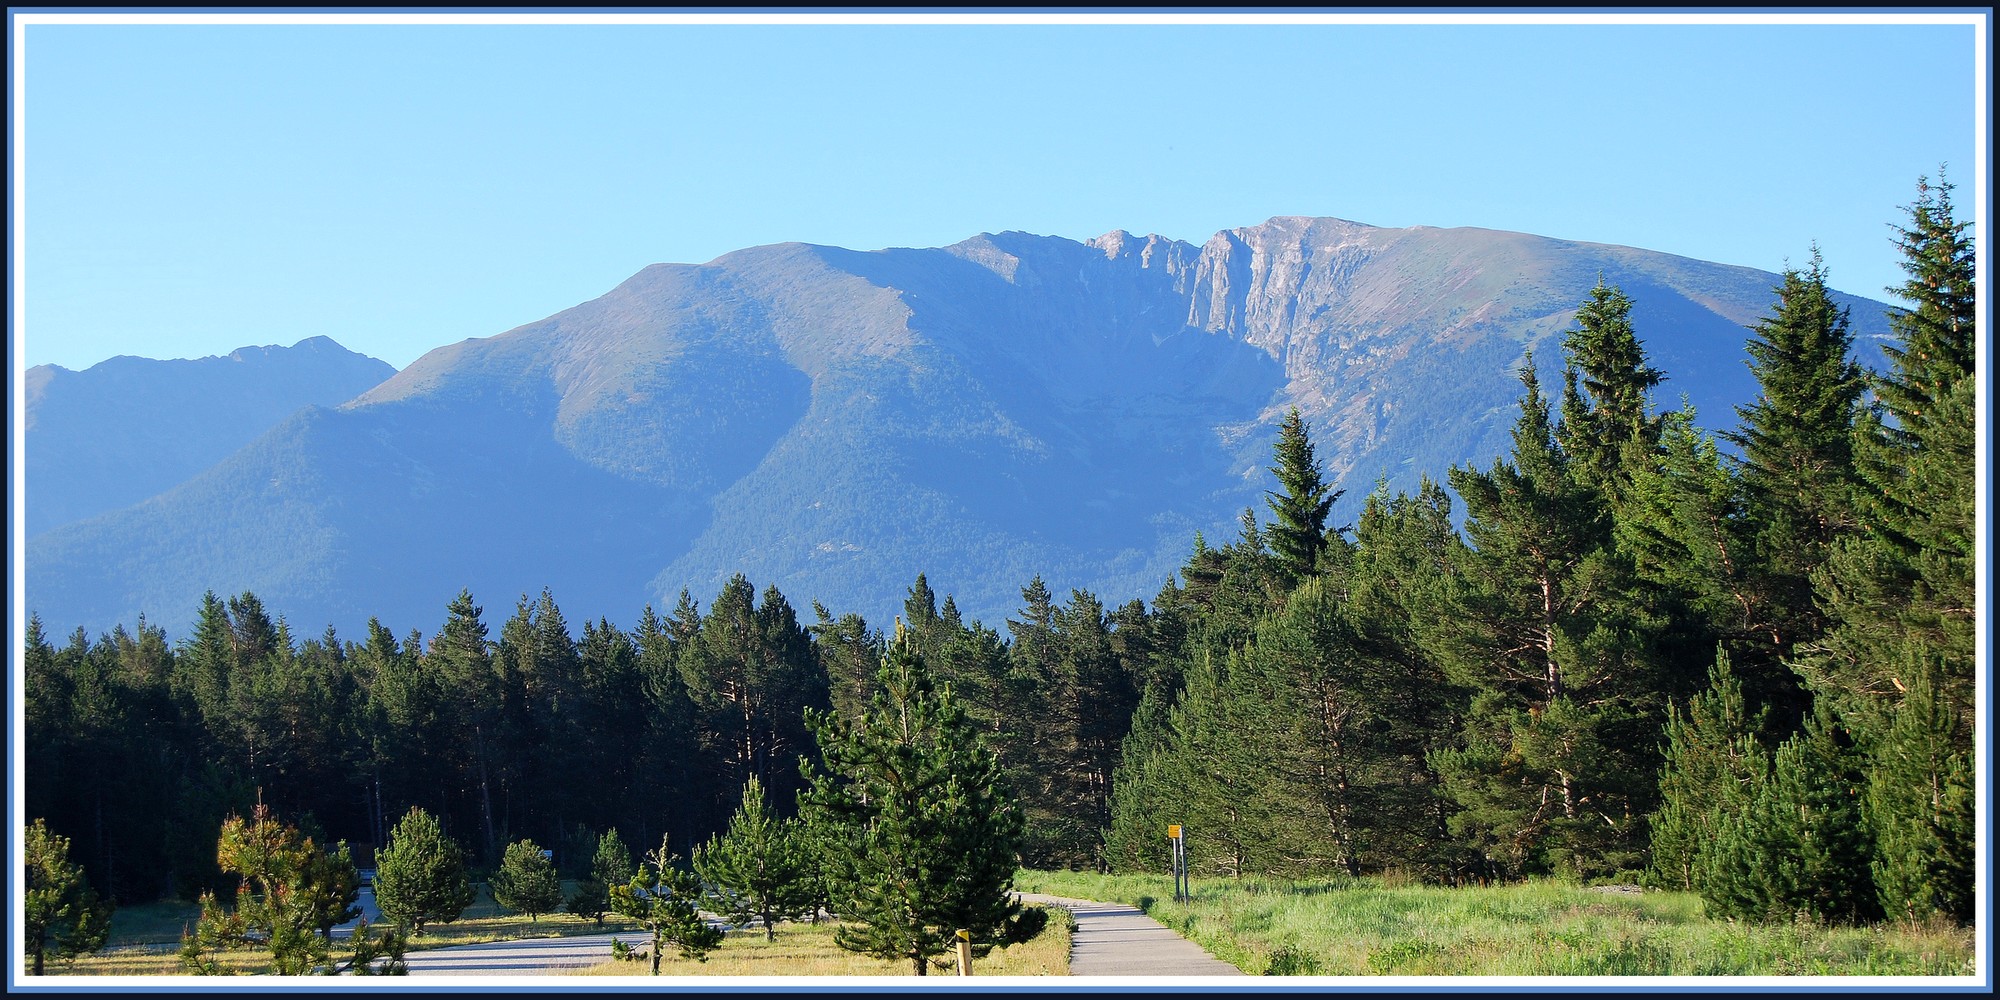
left=38, top=893, right=1069, bottom=978
left=1015, top=871, right=1975, bottom=977
left=569, top=903, right=1073, bottom=977
left=39, top=884, right=643, bottom=976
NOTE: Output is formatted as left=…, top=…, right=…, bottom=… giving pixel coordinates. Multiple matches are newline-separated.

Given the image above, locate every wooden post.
left=956, top=929, right=972, bottom=975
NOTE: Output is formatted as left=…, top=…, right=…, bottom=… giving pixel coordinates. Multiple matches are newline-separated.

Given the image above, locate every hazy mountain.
left=26, top=218, right=1895, bottom=640
left=24, top=336, right=396, bottom=537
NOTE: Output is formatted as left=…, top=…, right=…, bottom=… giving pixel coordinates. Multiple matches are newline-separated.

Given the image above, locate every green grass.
left=1015, top=871, right=1977, bottom=977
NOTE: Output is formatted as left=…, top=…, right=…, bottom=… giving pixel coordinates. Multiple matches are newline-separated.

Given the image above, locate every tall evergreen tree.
left=1264, top=406, right=1340, bottom=584
left=428, top=591, right=501, bottom=862
left=1433, top=360, right=1655, bottom=878
left=1340, top=479, right=1467, bottom=878
left=1234, top=576, right=1384, bottom=877
left=1813, top=173, right=1976, bottom=721
left=1556, top=281, right=1664, bottom=503
left=1612, top=407, right=1804, bottom=729
left=1722, top=249, right=1866, bottom=662
left=633, top=603, right=705, bottom=852
left=812, top=602, right=883, bottom=721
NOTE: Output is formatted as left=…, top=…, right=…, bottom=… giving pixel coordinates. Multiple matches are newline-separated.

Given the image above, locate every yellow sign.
left=1167, top=824, right=1182, bottom=839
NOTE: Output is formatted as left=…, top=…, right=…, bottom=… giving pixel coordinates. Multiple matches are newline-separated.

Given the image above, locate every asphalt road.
left=396, top=930, right=651, bottom=976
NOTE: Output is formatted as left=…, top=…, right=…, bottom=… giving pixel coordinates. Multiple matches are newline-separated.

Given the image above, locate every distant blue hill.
left=25, top=336, right=396, bottom=538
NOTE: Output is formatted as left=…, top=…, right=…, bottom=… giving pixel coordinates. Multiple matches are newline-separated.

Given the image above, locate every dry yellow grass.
left=35, top=903, right=1071, bottom=979
left=570, top=907, right=1072, bottom=978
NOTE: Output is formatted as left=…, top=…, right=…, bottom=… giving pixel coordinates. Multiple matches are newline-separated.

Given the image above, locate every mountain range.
left=25, top=337, right=396, bottom=538
left=24, top=216, right=1896, bottom=640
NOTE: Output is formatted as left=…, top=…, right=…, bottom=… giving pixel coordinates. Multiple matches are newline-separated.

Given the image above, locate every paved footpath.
left=379, top=895, right=1241, bottom=976
left=1020, top=893, right=1245, bottom=976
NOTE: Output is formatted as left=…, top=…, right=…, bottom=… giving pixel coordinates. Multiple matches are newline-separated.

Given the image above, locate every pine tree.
left=564, top=826, right=634, bottom=926
left=812, top=603, right=882, bottom=721
left=693, top=776, right=814, bottom=940
left=1163, top=648, right=1277, bottom=879
left=181, top=801, right=366, bottom=975
left=1237, top=576, right=1380, bottom=877
left=1345, top=478, right=1468, bottom=879
left=1101, top=678, right=1180, bottom=875
left=372, top=807, right=474, bottom=935
left=1433, top=360, right=1654, bottom=878
left=1265, top=406, right=1339, bottom=584
left=1646, top=651, right=1764, bottom=892
left=428, top=591, right=501, bottom=863
left=799, top=632, right=1029, bottom=975
left=610, top=836, right=725, bottom=973
left=24, top=818, right=111, bottom=975
left=1696, top=703, right=1878, bottom=924
left=1865, top=652, right=1973, bottom=923
left=490, top=839, right=562, bottom=922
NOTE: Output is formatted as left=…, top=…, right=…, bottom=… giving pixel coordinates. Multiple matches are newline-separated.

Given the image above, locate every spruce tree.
left=1814, top=173, right=1976, bottom=721
left=799, top=631, right=1028, bottom=975
left=1556, top=281, right=1664, bottom=503
left=1875, top=171, right=1976, bottom=437
left=1265, top=406, right=1340, bottom=584
left=1722, top=249, right=1866, bottom=660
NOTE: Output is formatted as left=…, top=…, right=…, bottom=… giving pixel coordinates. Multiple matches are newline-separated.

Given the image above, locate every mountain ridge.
left=26, top=217, right=1896, bottom=640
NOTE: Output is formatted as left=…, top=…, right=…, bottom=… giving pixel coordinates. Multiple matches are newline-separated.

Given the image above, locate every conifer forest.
left=24, top=178, right=1977, bottom=930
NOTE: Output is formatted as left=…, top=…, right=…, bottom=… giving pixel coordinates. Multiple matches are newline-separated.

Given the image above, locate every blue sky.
left=12, top=11, right=1987, bottom=372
